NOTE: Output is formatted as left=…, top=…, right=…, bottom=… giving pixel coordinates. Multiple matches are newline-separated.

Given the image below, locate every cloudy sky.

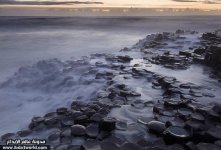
left=0, top=0, right=220, bottom=8
left=0, top=0, right=220, bottom=16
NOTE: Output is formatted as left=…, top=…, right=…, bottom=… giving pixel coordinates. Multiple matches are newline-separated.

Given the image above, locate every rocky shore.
left=1, top=30, right=221, bottom=150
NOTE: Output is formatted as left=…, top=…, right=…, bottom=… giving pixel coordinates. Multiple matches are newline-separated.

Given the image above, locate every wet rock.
left=164, top=126, right=192, bottom=143
left=167, top=144, right=186, bottom=150
left=61, top=128, right=72, bottom=137
left=57, top=107, right=68, bottom=115
left=155, top=115, right=174, bottom=123
left=61, top=117, right=74, bottom=127
left=71, top=111, right=84, bottom=119
left=196, top=143, right=220, bottom=150
left=202, top=92, right=215, bottom=98
left=185, top=141, right=196, bottom=150
left=190, top=113, right=205, bottom=122
left=74, top=115, right=89, bottom=124
left=71, top=101, right=87, bottom=110
left=44, top=115, right=59, bottom=128
left=194, top=48, right=206, bottom=55
left=60, top=136, right=72, bottom=144
left=99, top=117, right=116, bottom=132
left=1, top=133, right=16, bottom=141
left=86, top=124, right=99, bottom=138
left=17, top=129, right=32, bottom=137
left=29, top=116, right=45, bottom=129
left=121, top=142, right=141, bottom=150
left=48, top=132, right=60, bottom=145
left=214, top=140, right=221, bottom=147
left=103, top=136, right=124, bottom=146
left=117, top=55, right=133, bottom=63
left=185, top=120, right=205, bottom=131
left=67, top=145, right=81, bottom=150
left=147, top=121, right=166, bottom=134
left=205, top=127, right=221, bottom=141
left=131, top=100, right=145, bottom=109
left=115, top=120, right=128, bottom=130
left=153, top=103, right=165, bottom=114
left=177, top=108, right=193, bottom=120
left=81, top=140, right=101, bottom=150
left=54, top=144, right=68, bottom=150
left=179, top=50, right=192, bottom=57
left=100, top=141, right=121, bottom=150
left=90, top=113, right=104, bottom=122
left=97, top=131, right=111, bottom=140
left=164, top=99, right=183, bottom=109
left=71, top=124, right=86, bottom=136
left=212, top=104, right=221, bottom=115
left=166, top=118, right=185, bottom=127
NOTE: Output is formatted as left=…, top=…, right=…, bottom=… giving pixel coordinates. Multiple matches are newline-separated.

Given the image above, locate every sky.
left=0, top=0, right=221, bottom=16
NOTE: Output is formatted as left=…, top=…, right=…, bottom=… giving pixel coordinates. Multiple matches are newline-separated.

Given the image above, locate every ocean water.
left=0, top=16, right=221, bottom=135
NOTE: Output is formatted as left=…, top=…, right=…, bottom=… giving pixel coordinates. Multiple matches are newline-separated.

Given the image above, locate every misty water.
left=0, top=16, right=221, bottom=136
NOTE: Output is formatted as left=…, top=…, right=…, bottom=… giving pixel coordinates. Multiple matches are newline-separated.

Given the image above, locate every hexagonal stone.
left=164, top=126, right=192, bottom=141
left=81, top=140, right=101, bottom=150
left=71, top=124, right=86, bottom=136
left=121, top=143, right=141, bottom=150
left=147, top=121, right=166, bottom=134
left=100, top=141, right=121, bottom=150
left=99, top=117, right=116, bottom=132
left=196, top=143, right=220, bottom=150
left=86, top=124, right=99, bottom=138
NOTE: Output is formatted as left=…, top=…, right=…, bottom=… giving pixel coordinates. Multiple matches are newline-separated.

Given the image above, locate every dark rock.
left=164, top=126, right=192, bottom=143
left=17, top=129, right=32, bottom=137
left=71, top=124, right=86, bottom=136
left=196, top=143, right=220, bottom=150
left=179, top=50, right=192, bottom=57
left=61, top=128, right=71, bottom=137
left=116, top=120, right=128, bottom=130
left=100, top=141, right=121, bottom=150
left=90, top=113, right=104, bottom=122
left=71, top=111, right=83, bottom=119
left=44, top=116, right=59, bottom=128
left=81, top=140, right=101, bottom=150
left=48, top=132, right=60, bottom=145
left=60, top=136, right=72, bottom=144
left=74, top=115, right=89, bottom=124
left=212, top=104, right=221, bottom=115
left=1, top=133, right=16, bottom=141
left=121, top=142, right=141, bottom=150
left=99, top=117, right=116, bottom=132
left=214, top=140, right=221, bottom=147
left=153, top=103, right=165, bottom=114
left=61, top=117, right=74, bottom=127
left=185, top=120, right=205, bottom=131
left=56, top=107, right=68, bottom=115
left=205, top=127, right=221, bottom=141
left=67, top=145, right=81, bottom=150
left=103, top=136, right=124, bottom=146
left=164, top=99, right=183, bottom=109
left=86, top=124, right=99, bottom=138
left=147, top=121, right=166, bottom=134
left=185, top=142, right=196, bottom=150
left=117, top=55, right=133, bottom=63
left=194, top=48, right=206, bottom=55
left=54, top=144, right=68, bottom=150
left=190, top=113, right=205, bottom=122
left=97, top=131, right=111, bottom=140
left=166, top=118, right=185, bottom=127
left=177, top=108, right=193, bottom=120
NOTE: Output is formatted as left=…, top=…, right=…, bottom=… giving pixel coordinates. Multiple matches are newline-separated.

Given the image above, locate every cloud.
left=172, top=0, right=221, bottom=3
left=0, top=0, right=103, bottom=5
left=172, top=0, right=198, bottom=2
